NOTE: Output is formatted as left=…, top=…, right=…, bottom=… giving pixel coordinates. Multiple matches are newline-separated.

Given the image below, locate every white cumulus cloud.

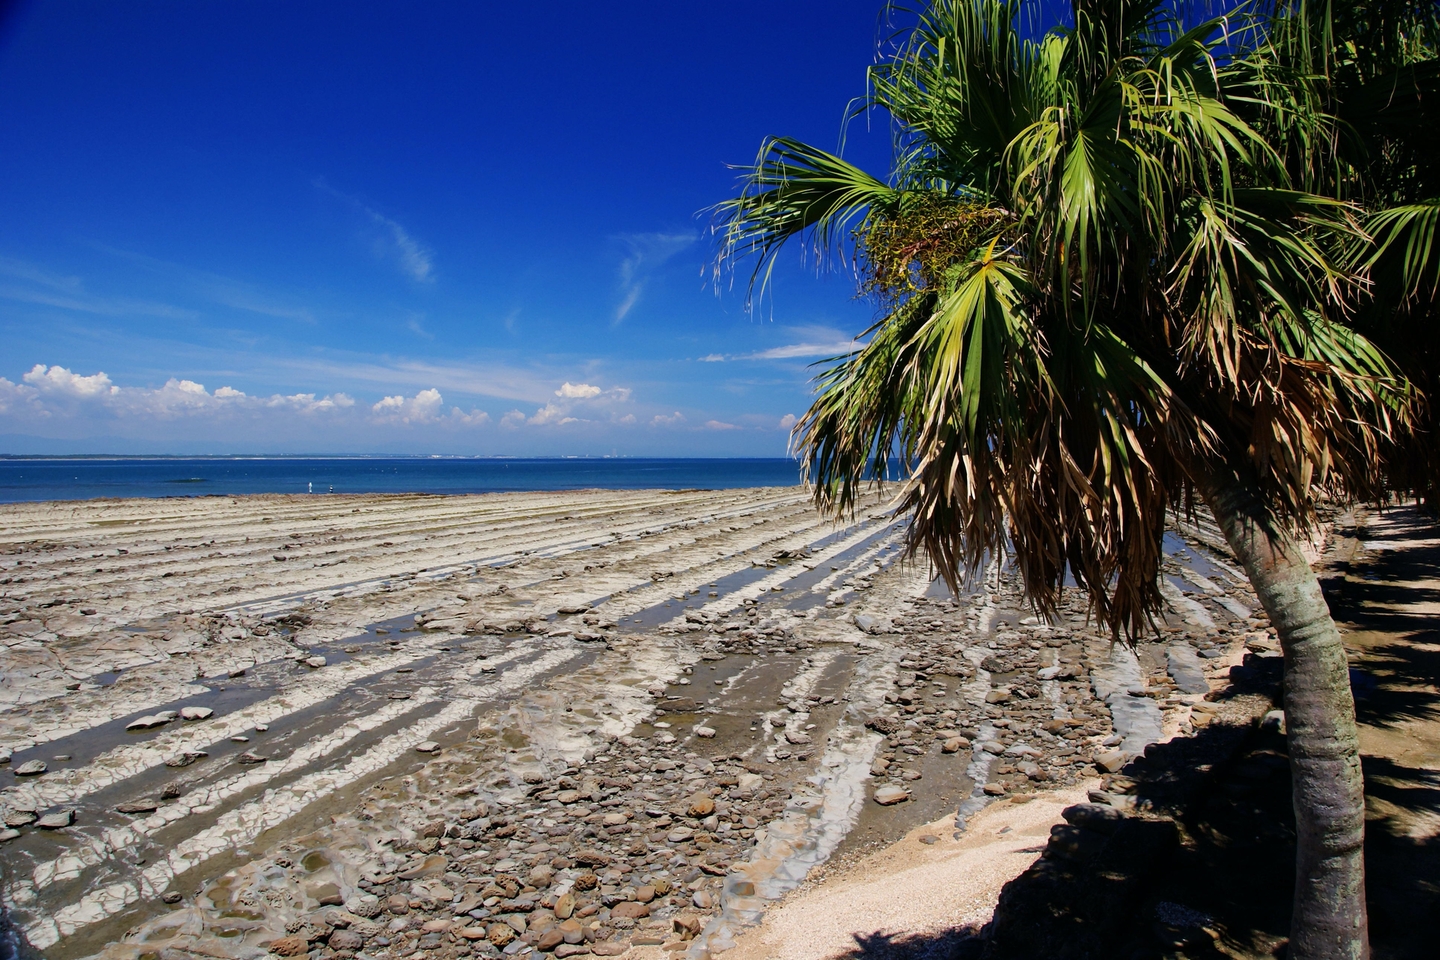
left=705, top=420, right=739, bottom=431
left=650, top=411, right=685, bottom=427
left=371, top=388, right=444, bottom=423
left=556, top=382, right=602, bottom=399
left=450, top=407, right=490, bottom=425
left=779, top=413, right=797, bottom=430
left=23, top=364, right=117, bottom=398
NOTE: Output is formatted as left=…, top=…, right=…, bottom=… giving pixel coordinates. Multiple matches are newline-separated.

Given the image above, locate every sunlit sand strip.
left=21, top=645, right=581, bottom=949
left=8, top=636, right=451, bottom=780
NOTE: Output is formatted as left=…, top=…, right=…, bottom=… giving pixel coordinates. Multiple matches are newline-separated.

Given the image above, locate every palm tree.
left=714, top=2, right=1413, bottom=957
left=1259, top=1, right=1440, bottom=506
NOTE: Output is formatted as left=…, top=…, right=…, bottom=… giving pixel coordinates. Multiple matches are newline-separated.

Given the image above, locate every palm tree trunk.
left=1199, top=468, right=1369, bottom=960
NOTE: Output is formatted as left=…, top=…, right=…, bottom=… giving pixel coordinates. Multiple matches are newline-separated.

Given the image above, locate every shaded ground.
left=1320, top=505, right=1440, bottom=960
left=974, top=504, right=1440, bottom=960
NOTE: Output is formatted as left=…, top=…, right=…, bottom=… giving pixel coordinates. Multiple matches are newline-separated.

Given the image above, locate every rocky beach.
left=0, top=487, right=1272, bottom=960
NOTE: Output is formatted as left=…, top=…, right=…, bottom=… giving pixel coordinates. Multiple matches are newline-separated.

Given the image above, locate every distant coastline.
left=0, top=453, right=717, bottom=460
left=0, top=456, right=808, bottom=504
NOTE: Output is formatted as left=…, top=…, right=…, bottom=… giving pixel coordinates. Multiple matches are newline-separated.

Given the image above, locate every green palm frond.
left=712, top=137, right=901, bottom=309
left=1361, top=200, right=1440, bottom=300
left=716, top=0, right=1419, bottom=637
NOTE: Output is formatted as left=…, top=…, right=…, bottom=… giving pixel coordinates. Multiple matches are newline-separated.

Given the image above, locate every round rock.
left=873, top=786, right=909, bottom=805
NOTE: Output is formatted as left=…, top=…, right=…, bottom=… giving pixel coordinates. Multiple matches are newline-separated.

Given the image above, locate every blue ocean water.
left=0, top=457, right=807, bottom=503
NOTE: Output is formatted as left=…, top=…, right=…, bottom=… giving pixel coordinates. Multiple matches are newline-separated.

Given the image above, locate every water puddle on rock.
left=616, top=521, right=903, bottom=630
left=618, top=565, right=777, bottom=631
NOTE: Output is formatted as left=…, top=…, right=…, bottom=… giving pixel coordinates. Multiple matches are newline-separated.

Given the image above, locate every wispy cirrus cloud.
left=277, top=357, right=559, bottom=404
left=88, top=245, right=317, bottom=323
left=613, top=231, right=695, bottom=323
left=697, top=325, right=857, bottom=362
left=315, top=180, right=435, bottom=283
left=0, top=255, right=200, bottom=320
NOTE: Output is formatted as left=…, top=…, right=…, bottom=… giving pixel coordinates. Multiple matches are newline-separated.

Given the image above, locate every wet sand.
left=0, top=488, right=1266, bottom=959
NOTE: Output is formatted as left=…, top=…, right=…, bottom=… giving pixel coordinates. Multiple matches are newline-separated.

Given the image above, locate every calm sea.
left=0, top=457, right=807, bottom=504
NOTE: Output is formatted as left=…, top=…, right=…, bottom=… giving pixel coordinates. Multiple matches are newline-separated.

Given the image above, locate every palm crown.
left=716, top=0, right=1408, bottom=637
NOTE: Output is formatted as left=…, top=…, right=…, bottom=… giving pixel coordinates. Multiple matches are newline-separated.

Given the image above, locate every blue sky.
left=0, top=0, right=905, bottom=456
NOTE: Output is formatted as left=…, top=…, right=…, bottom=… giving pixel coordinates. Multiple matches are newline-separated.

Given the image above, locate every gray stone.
left=873, top=786, right=909, bottom=805
left=329, top=929, right=364, bottom=951
left=166, top=751, right=208, bottom=768
left=855, top=614, right=891, bottom=635
left=305, top=656, right=327, bottom=668
left=13, top=759, right=46, bottom=776
left=126, top=715, right=170, bottom=731
left=36, top=809, right=75, bottom=829
left=117, top=800, right=160, bottom=815
left=179, top=706, right=214, bottom=721
left=1094, top=749, right=1129, bottom=774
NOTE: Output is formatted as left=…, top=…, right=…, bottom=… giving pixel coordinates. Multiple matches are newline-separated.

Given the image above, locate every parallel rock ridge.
left=0, top=490, right=1268, bottom=959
